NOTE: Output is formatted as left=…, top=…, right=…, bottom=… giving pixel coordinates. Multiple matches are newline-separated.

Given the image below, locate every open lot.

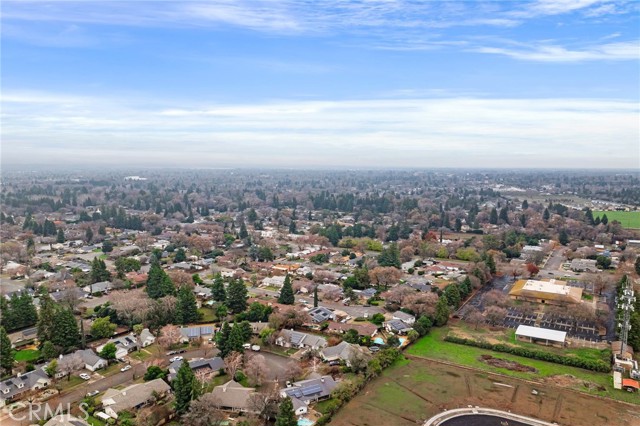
left=593, top=211, right=640, bottom=229
left=330, top=357, right=640, bottom=426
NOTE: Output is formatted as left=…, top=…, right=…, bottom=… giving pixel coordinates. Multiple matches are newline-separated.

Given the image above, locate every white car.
left=251, top=345, right=261, bottom=352
left=120, top=365, right=132, bottom=372
left=169, top=356, right=183, bottom=363
left=79, top=373, right=91, bottom=380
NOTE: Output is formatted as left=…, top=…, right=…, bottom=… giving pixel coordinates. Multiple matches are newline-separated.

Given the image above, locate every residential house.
left=262, top=276, right=286, bottom=288
left=320, top=342, right=370, bottom=366
left=101, top=378, right=171, bottom=419
left=276, top=329, right=327, bottom=350
left=139, top=328, right=155, bottom=348
left=570, top=258, right=598, bottom=273
left=384, top=319, right=413, bottom=335
left=82, top=281, right=112, bottom=295
left=209, top=380, right=256, bottom=412
left=249, top=322, right=270, bottom=335
left=96, top=334, right=138, bottom=360
left=392, top=311, right=415, bottom=325
left=179, top=325, right=214, bottom=342
left=325, top=321, right=378, bottom=337
left=57, top=349, right=107, bottom=375
left=281, top=376, right=338, bottom=416
left=0, top=368, right=51, bottom=408
left=168, top=357, right=225, bottom=382
left=193, top=285, right=212, bottom=299
left=308, top=307, right=336, bottom=323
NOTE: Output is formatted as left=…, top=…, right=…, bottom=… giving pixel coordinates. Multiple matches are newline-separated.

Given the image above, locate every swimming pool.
left=373, top=337, right=384, bottom=345
left=398, top=337, right=406, bottom=346
left=298, top=418, right=314, bottom=426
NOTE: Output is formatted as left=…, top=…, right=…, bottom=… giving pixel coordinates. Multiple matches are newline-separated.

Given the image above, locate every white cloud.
left=474, top=40, right=640, bottom=62
left=2, top=92, right=638, bottom=168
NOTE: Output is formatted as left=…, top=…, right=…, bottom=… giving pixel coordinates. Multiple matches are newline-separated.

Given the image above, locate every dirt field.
left=329, top=357, right=640, bottom=426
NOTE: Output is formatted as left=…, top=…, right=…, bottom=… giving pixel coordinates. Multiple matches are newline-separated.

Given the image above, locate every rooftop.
left=515, top=325, right=567, bottom=343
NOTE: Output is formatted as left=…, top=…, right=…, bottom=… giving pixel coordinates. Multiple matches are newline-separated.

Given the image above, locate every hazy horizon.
left=2, top=1, right=639, bottom=169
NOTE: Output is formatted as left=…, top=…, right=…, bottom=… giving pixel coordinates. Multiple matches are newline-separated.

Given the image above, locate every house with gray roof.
left=0, top=368, right=51, bottom=408
left=392, top=311, right=415, bottom=325
left=101, top=378, right=171, bottom=419
left=209, top=380, right=256, bottom=412
left=281, top=376, right=338, bottom=416
left=193, top=285, right=212, bottom=299
left=168, top=357, right=225, bottom=381
left=276, top=329, right=327, bottom=350
left=320, top=342, right=370, bottom=366
left=82, top=281, right=112, bottom=295
left=179, top=325, right=214, bottom=342
left=43, top=415, right=90, bottom=426
left=59, top=349, right=107, bottom=373
left=308, top=306, right=336, bottom=323
left=384, top=319, right=413, bottom=335
left=96, top=333, right=138, bottom=360
left=139, top=328, right=155, bottom=347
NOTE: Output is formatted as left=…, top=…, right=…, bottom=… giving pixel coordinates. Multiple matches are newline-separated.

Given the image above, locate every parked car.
left=169, top=356, right=183, bottom=363
left=166, top=350, right=177, bottom=356
left=86, top=390, right=100, bottom=397
left=242, top=343, right=251, bottom=350
left=79, top=373, right=91, bottom=380
left=120, top=365, right=132, bottom=372
left=328, top=360, right=341, bottom=366
left=251, top=345, right=261, bottom=352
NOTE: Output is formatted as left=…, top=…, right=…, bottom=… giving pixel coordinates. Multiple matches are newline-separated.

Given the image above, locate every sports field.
left=593, top=211, right=640, bottom=229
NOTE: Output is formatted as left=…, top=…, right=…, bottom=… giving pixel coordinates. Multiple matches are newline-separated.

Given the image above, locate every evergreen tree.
left=85, top=227, right=94, bottom=243
left=635, top=257, right=640, bottom=276
left=558, top=229, right=569, bottom=246
left=216, top=321, right=231, bottom=358
left=499, top=207, right=509, bottom=224
left=239, top=222, right=248, bottom=239
left=226, top=323, right=245, bottom=355
left=313, top=285, right=319, bottom=308
left=0, top=326, right=14, bottom=376
left=0, top=297, right=16, bottom=331
left=174, top=248, right=187, bottom=263
left=212, top=273, right=227, bottom=302
left=41, top=341, right=58, bottom=360
left=489, top=208, right=498, bottom=225
left=521, top=200, right=528, bottom=210
left=90, top=257, right=111, bottom=283
left=239, top=321, right=252, bottom=342
left=14, top=292, right=38, bottom=329
left=51, top=308, right=80, bottom=353
left=443, top=284, right=461, bottom=309
left=485, top=254, right=496, bottom=274
left=459, top=276, right=472, bottom=297
left=288, top=220, right=297, bottom=234
left=176, top=285, right=199, bottom=325
left=275, top=397, right=297, bottom=426
left=173, top=359, right=199, bottom=415
left=434, top=295, right=450, bottom=326
left=543, top=208, right=550, bottom=221
left=226, top=279, right=248, bottom=313
left=37, top=293, right=57, bottom=346
left=56, top=228, right=65, bottom=243
left=378, top=243, right=401, bottom=268
left=146, top=258, right=175, bottom=298
left=278, top=274, right=295, bottom=305
left=601, top=214, right=609, bottom=225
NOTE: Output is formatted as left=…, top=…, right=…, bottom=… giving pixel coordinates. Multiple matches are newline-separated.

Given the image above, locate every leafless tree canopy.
left=244, top=353, right=267, bottom=386
left=157, top=324, right=182, bottom=349
left=182, top=393, right=226, bottom=426
left=225, top=351, right=243, bottom=379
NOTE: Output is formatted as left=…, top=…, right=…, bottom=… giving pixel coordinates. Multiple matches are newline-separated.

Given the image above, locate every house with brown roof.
left=209, top=380, right=256, bottom=412
left=508, top=279, right=582, bottom=306
left=101, top=378, right=171, bottom=419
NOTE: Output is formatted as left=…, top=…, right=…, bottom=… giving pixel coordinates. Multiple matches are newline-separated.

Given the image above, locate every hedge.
left=444, top=335, right=611, bottom=373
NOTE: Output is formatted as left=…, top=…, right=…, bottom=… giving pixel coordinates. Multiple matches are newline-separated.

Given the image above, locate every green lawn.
left=407, top=327, right=637, bottom=404
left=198, top=307, right=217, bottom=322
left=86, top=416, right=106, bottom=426
left=14, top=349, right=40, bottom=362
left=129, top=347, right=157, bottom=362
left=58, top=375, right=85, bottom=391
left=593, top=211, right=640, bottom=229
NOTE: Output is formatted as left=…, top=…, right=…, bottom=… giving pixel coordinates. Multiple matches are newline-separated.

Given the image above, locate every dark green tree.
left=434, top=295, right=450, bottom=327
left=558, top=229, right=569, bottom=246
left=211, top=273, right=227, bottom=302
left=543, top=208, right=550, bottom=221
left=313, top=286, right=319, bottom=308
left=41, top=341, right=58, bottom=360
left=521, top=200, right=528, bottom=210
left=90, top=257, right=111, bottom=283
left=56, top=228, right=65, bottom=243
left=85, top=227, right=94, bottom=243
left=413, top=316, right=432, bottom=336
left=101, top=240, right=114, bottom=253
left=174, top=248, right=187, bottom=263
left=485, top=254, right=496, bottom=274
left=499, top=207, right=510, bottom=224
left=601, top=214, right=609, bottom=225
left=176, top=285, right=199, bottom=325
left=239, top=222, right=248, bottom=239
left=278, top=274, right=295, bottom=305
left=0, top=326, right=14, bottom=376
left=275, top=397, right=297, bottom=426
left=173, top=359, right=199, bottom=415
left=99, top=342, right=117, bottom=360
left=51, top=308, right=80, bottom=353
left=144, top=365, right=167, bottom=381
left=635, top=257, right=640, bottom=276
left=37, top=293, right=57, bottom=346
left=443, top=284, right=461, bottom=309
left=216, top=322, right=232, bottom=358
left=226, top=279, right=248, bottom=313
left=226, top=323, right=246, bottom=355
left=146, top=258, right=175, bottom=298
left=489, top=208, right=498, bottom=225
left=378, top=243, right=401, bottom=268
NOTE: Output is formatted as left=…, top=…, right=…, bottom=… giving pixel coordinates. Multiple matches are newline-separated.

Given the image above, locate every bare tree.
left=157, top=324, right=182, bottom=350
left=482, top=290, right=511, bottom=308
left=369, top=267, right=403, bottom=290
left=111, top=288, right=151, bottom=330
left=465, top=307, right=485, bottom=330
left=244, top=353, right=267, bottom=386
left=58, top=353, right=85, bottom=381
left=182, top=393, right=226, bottom=426
left=248, top=386, right=280, bottom=426
left=284, top=360, right=302, bottom=382
left=484, top=306, right=507, bottom=325
left=403, top=292, right=439, bottom=317
left=168, top=270, right=194, bottom=288
left=225, top=351, right=243, bottom=379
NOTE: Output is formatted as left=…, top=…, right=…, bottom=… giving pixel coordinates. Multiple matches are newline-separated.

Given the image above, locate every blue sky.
left=2, top=0, right=639, bottom=169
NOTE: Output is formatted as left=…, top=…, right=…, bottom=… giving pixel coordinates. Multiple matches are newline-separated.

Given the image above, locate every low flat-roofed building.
left=570, top=258, right=598, bottom=273
left=509, top=279, right=582, bottom=305
left=515, top=325, right=566, bottom=347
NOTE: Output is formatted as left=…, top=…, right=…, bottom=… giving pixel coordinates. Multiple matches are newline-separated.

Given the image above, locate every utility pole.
left=617, top=276, right=635, bottom=357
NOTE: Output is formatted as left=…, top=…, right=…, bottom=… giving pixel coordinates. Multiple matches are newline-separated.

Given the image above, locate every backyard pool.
left=373, top=337, right=384, bottom=345
left=298, top=418, right=314, bottom=426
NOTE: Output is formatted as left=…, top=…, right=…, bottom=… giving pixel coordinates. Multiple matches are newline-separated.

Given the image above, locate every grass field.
left=406, top=327, right=635, bottom=404
left=593, top=211, right=640, bottom=229
left=329, top=357, right=639, bottom=426
left=198, top=307, right=217, bottom=322
left=14, top=349, right=40, bottom=362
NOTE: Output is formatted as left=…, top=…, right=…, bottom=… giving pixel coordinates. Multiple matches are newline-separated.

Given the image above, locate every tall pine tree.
left=173, top=359, right=199, bottom=415
left=226, top=279, right=247, bottom=313
left=275, top=397, right=297, bottom=426
left=146, top=258, right=175, bottom=298
left=176, top=285, right=199, bottom=325
left=51, top=308, right=80, bottom=353
left=434, top=295, right=450, bottom=326
left=211, top=273, right=226, bottom=302
left=0, top=326, right=14, bottom=376
left=37, top=293, right=57, bottom=347
left=216, top=321, right=232, bottom=358
left=278, top=274, right=295, bottom=305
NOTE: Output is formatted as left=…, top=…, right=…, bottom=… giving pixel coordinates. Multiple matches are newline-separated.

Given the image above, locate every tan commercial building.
left=508, top=279, right=582, bottom=306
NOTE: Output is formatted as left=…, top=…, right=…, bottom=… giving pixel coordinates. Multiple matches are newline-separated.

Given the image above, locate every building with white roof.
left=515, top=325, right=566, bottom=347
